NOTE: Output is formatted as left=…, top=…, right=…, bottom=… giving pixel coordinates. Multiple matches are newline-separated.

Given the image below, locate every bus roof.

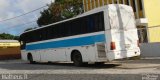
left=22, top=4, right=131, bottom=34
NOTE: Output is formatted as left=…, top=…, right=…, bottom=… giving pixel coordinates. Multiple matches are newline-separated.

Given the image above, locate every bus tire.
left=28, top=53, right=35, bottom=64
left=72, top=51, right=83, bottom=67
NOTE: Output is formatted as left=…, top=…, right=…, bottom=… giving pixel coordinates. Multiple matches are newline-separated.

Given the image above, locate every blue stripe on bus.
left=26, top=34, right=106, bottom=50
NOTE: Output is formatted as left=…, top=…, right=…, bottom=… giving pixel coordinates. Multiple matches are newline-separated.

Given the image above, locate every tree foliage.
left=0, top=33, right=19, bottom=40
left=37, top=0, right=83, bottom=27
left=37, top=9, right=54, bottom=26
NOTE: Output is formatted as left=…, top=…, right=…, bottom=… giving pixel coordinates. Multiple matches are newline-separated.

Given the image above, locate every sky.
left=0, top=0, right=54, bottom=36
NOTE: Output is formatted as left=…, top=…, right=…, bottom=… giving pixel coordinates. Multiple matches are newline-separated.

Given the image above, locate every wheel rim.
left=73, top=52, right=82, bottom=66
left=74, top=54, right=81, bottom=62
left=29, top=55, right=33, bottom=62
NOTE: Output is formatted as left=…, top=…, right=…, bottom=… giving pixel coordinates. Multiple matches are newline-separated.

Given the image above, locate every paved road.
left=0, top=59, right=160, bottom=80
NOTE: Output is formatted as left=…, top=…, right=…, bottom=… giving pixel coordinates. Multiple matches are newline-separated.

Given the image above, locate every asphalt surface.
left=0, top=59, right=160, bottom=80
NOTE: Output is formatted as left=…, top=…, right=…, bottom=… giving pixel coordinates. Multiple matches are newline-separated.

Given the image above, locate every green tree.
left=60, top=0, right=83, bottom=19
left=0, top=33, right=19, bottom=40
left=37, top=0, right=83, bottom=27
left=37, top=9, right=54, bottom=27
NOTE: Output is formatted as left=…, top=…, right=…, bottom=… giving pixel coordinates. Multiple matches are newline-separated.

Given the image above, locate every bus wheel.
left=28, top=54, right=35, bottom=64
left=72, top=51, right=83, bottom=67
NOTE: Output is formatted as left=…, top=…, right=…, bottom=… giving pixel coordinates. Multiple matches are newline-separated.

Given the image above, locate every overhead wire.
left=0, top=0, right=96, bottom=33
left=0, top=5, right=48, bottom=23
left=0, top=20, right=37, bottom=32
left=0, top=0, right=95, bottom=23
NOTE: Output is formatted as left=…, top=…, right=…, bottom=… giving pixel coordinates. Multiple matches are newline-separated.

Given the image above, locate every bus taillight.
left=110, top=42, right=116, bottom=50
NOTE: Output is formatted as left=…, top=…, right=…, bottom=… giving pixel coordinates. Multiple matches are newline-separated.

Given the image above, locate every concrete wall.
left=143, top=0, right=160, bottom=42
left=140, top=43, right=160, bottom=57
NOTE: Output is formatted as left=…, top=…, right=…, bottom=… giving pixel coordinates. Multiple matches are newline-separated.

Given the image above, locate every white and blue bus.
left=20, top=4, right=140, bottom=66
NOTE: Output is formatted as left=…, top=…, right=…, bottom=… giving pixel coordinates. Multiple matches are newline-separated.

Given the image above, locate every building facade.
left=0, top=40, right=21, bottom=59
left=83, top=0, right=160, bottom=42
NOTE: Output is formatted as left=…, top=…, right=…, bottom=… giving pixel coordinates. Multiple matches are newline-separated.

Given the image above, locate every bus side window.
left=78, top=19, right=84, bottom=34
left=47, top=27, right=53, bottom=39
left=36, top=30, right=41, bottom=41
left=94, top=13, right=99, bottom=31
left=71, top=19, right=80, bottom=35
left=46, top=27, right=51, bottom=40
left=57, top=24, right=63, bottom=38
left=94, top=12, right=105, bottom=31
left=33, top=31, right=38, bottom=42
left=87, top=15, right=94, bottom=33
left=58, top=24, right=62, bottom=38
left=50, top=25, right=56, bottom=39
left=54, top=24, right=58, bottom=38
left=42, top=29, right=45, bottom=40
left=99, top=12, right=105, bottom=31
left=66, top=21, right=72, bottom=36
left=62, top=23, right=67, bottom=37
left=81, top=17, right=88, bottom=34
left=26, top=33, right=30, bottom=43
left=75, top=19, right=81, bottom=35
